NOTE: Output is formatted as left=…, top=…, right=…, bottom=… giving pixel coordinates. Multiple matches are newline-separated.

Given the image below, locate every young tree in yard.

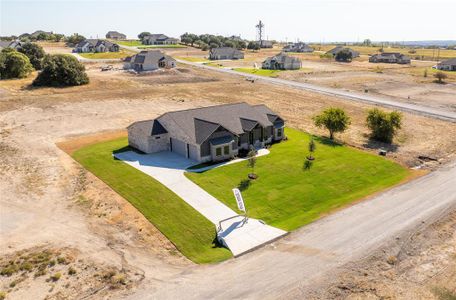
left=366, top=108, right=402, bottom=143
left=0, top=49, right=33, bottom=79
left=313, top=107, right=351, bottom=140
left=307, top=138, right=316, bottom=160
left=434, top=71, right=448, bottom=84
left=32, top=54, right=89, bottom=87
left=335, top=49, right=353, bottom=62
left=247, top=148, right=257, bottom=179
left=247, top=41, right=260, bottom=51
left=18, top=42, right=46, bottom=70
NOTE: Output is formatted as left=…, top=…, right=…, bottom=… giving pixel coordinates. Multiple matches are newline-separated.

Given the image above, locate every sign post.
left=232, top=188, right=247, bottom=217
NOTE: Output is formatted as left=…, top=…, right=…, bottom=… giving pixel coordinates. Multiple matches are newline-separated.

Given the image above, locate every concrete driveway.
left=114, top=150, right=286, bottom=256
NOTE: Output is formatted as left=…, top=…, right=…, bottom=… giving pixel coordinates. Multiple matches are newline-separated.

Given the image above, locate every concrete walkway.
left=114, top=151, right=286, bottom=256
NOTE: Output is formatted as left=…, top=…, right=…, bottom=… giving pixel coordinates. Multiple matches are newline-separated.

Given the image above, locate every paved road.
left=176, top=60, right=456, bottom=123
left=129, top=162, right=456, bottom=299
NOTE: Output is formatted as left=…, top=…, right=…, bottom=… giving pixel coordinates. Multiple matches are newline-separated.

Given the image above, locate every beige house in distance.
left=262, top=53, right=301, bottom=70
left=127, top=103, right=285, bottom=162
left=123, top=50, right=176, bottom=72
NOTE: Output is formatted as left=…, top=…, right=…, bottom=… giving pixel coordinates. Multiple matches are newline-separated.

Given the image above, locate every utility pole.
left=256, top=20, right=264, bottom=45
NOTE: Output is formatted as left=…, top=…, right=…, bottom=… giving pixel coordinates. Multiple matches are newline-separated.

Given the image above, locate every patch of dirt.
left=304, top=208, right=456, bottom=300
left=0, top=246, right=142, bottom=300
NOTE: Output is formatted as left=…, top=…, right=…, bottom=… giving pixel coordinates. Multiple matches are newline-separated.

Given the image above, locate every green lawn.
left=115, top=40, right=186, bottom=48
left=233, top=68, right=283, bottom=77
left=115, top=40, right=142, bottom=47
left=72, top=138, right=231, bottom=264
left=78, top=49, right=132, bottom=59
left=186, top=128, right=410, bottom=231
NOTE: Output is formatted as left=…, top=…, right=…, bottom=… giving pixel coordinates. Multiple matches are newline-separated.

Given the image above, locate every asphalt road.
left=176, top=60, right=456, bottom=123
left=129, top=162, right=456, bottom=299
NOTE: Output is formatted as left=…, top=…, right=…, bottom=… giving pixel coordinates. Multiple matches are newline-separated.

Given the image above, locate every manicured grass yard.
left=79, top=49, right=133, bottom=59
left=72, top=138, right=231, bottom=264
left=233, top=68, right=282, bottom=77
left=186, top=128, right=410, bottom=231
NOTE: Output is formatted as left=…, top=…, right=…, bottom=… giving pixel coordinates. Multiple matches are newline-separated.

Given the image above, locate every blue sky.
left=1, top=0, right=455, bottom=42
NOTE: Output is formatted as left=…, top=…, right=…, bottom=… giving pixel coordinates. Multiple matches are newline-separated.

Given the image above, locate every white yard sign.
left=232, top=188, right=246, bottom=213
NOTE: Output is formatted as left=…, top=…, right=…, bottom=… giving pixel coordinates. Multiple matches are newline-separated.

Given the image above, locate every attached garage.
left=170, top=138, right=187, bottom=157
left=188, top=144, right=200, bottom=161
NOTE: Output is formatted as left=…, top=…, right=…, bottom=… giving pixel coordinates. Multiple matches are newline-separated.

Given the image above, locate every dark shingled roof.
left=438, top=58, right=456, bottom=66
left=128, top=103, right=284, bottom=145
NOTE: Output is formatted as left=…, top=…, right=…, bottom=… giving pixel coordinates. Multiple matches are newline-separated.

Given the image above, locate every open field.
left=167, top=46, right=456, bottom=112
left=233, top=67, right=283, bottom=77
left=1, top=60, right=455, bottom=298
left=186, top=128, right=410, bottom=231
left=116, top=40, right=186, bottom=48
left=78, top=49, right=134, bottom=59
left=72, top=138, right=231, bottom=263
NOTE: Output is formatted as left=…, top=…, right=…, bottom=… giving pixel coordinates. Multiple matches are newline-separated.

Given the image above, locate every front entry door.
left=249, top=131, right=254, bottom=145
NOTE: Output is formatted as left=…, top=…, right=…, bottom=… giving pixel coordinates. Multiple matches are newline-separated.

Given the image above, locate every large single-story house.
left=73, top=39, right=119, bottom=53
left=209, top=47, right=244, bottom=60
left=369, top=52, right=411, bottom=64
left=123, top=50, right=176, bottom=72
left=435, top=58, right=456, bottom=71
left=262, top=52, right=301, bottom=70
left=0, top=40, right=22, bottom=50
left=326, top=46, right=360, bottom=58
left=142, top=34, right=179, bottom=45
left=127, top=103, right=285, bottom=162
left=106, top=31, right=126, bottom=40
left=260, top=40, right=273, bottom=48
left=283, top=42, right=313, bottom=53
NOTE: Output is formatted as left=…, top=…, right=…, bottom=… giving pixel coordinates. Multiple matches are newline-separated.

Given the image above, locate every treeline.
left=1, top=32, right=87, bottom=47
left=0, top=43, right=88, bottom=86
left=180, top=33, right=247, bottom=50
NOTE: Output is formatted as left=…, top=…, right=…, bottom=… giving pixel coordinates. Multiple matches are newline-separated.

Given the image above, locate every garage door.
left=170, top=138, right=187, bottom=157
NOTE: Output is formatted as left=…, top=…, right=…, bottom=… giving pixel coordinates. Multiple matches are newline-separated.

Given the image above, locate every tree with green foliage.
left=366, top=108, right=402, bottom=143
left=307, top=138, right=316, bottom=160
left=138, top=31, right=151, bottom=40
left=18, top=42, right=45, bottom=70
left=434, top=71, right=448, bottom=84
left=247, top=148, right=257, bottom=178
left=335, top=49, right=353, bottom=62
left=32, top=54, right=89, bottom=87
left=0, top=49, right=33, bottom=79
left=313, top=107, right=351, bottom=140
left=65, top=33, right=85, bottom=46
left=247, top=41, right=260, bottom=50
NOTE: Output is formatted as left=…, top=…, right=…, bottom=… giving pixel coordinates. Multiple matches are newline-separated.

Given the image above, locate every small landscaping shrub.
left=50, top=272, right=61, bottom=282
left=366, top=108, right=402, bottom=143
left=0, top=291, right=6, bottom=300
left=68, top=266, right=77, bottom=275
left=434, top=71, right=448, bottom=84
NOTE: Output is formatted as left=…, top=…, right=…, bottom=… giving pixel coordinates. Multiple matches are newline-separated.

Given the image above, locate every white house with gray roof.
left=0, top=40, right=22, bottom=50
left=73, top=39, right=119, bottom=53
left=436, top=58, right=456, bottom=71
left=127, top=103, right=285, bottom=162
left=142, top=34, right=179, bottom=45
left=262, top=53, right=301, bottom=70
left=123, top=50, right=176, bottom=72
left=209, top=47, right=244, bottom=60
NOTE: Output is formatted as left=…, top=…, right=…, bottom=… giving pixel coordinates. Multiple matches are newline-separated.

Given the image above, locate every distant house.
left=73, top=39, right=119, bottom=53
left=209, top=47, right=244, bottom=60
left=262, top=52, right=301, bottom=70
left=0, top=40, right=22, bottom=50
left=127, top=102, right=285, bottom=162
left=260, top=40, right=273, bottom=48
left=123, top=50, right=176, bottom=72
left=142, top=34, right=179, bottom=45
left=106, top=31, right=126, bottom=40
left=326, top=46, right=360, bottom=58
left=283, top=42, right=314, bottom=53
left=369, top=52, right=411, bottom=64
left=435, top=58, right=456, bottom=71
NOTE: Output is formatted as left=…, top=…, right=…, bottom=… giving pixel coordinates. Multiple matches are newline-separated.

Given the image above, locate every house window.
left=277, top=128, right=282, bottom=137
left=216, top=147, right=222, bottom=156
left=155, top=136, right=160, bottom=139
left=224, top=145, right=230, bottom=155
